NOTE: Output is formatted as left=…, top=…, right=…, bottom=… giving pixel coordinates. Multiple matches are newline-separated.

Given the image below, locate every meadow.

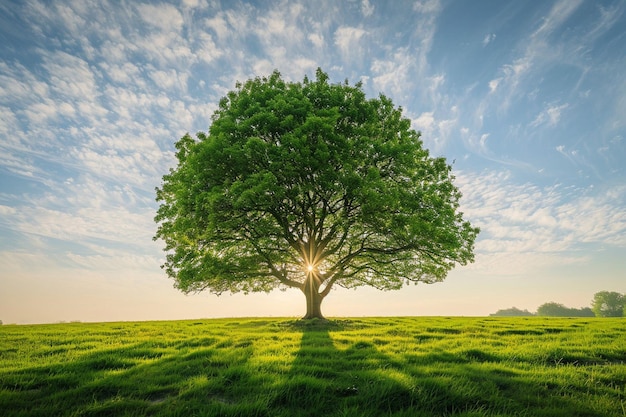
left=1, top=317, right=624, bottom=417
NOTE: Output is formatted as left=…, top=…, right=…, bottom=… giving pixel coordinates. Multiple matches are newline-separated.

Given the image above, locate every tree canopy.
left=536, top=302, right=594, bottom=317
left=154, top=69, right=479, bottom=319
left=489, top=307, right=534, bottom=317
left=591, top=291, right=624, bottom=317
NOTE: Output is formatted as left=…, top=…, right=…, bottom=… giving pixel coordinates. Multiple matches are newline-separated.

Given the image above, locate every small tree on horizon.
left=154, top=69, right=479, bottom=319
left=536, top=302, right=595, bottom=317
left=591, top=291, right=624, bottom=317
left=490, top=307, right=534, bottom=317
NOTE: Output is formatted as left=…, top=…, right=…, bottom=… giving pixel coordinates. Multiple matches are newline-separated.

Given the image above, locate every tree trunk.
left=302, top=273, right=325, bottom=319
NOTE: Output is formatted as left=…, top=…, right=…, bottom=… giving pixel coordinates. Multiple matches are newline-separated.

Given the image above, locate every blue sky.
left=1, top=0, right=625, bottom=324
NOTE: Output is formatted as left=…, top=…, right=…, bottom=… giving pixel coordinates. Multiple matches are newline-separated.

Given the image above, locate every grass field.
left=1, top=317, right=625, bottom=416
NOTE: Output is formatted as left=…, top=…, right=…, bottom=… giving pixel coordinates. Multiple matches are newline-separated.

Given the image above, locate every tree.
left=536, top=302, right=595, bottom=317
left=490, top=307, right=534, bottom=317
left=537, top=302, right=568, bottom=317
left=591, top=291, right=624, bottom=317
left=154, top=69, right=479, bottom=319
left=574, top=307, right=595, bottom=317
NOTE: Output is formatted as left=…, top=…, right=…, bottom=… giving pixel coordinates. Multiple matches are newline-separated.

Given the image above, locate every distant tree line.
left=491, top=291, right=625, bottom=317
left=537, top=303, right=594, bottom=317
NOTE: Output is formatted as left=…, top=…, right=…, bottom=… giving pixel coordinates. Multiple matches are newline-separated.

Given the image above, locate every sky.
left=1, top=0, right=625, bottom=324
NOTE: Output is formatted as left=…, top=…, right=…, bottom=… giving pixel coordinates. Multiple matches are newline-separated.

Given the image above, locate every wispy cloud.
left=413, top=0, right=441, bottom=14
left=487, top=57, right=532, bottom=110
left=585, top=2, right=626, bottom=41
left=488, top=78, right=501, bottom=93
left=532, top=0, right=583, bottom=40
left=371, top=48, right=415, bottom=99
left=334, top=26, right=367, bottom=60
left=482, top=33, right=496, bottom=46
left=361, top=0, right=374, bottom=17
left=530, top=103, right=569, bottom=127
left=485, top=0, right=583, bottom=110
left=412, top=106, right=458, bottom=155
left=456, top=169, right=626, bottom=275
left=136, top=3, right=184, bottom=32
left=453, top=0, right=626, bottom=180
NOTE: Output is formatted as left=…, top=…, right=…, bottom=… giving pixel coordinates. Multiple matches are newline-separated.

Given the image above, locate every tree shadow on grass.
left=269, top=320, right=603, bottom=417
left=269, top=320, right=494, bottom=417
left=0, top=320, right=608, bottom=417
left=269, top=320, right=421, bottom=417
left=0, top=335, right=263, bottom=417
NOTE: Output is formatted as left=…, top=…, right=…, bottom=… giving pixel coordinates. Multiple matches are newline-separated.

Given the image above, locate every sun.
left=306, top=264, right=314, bottom=272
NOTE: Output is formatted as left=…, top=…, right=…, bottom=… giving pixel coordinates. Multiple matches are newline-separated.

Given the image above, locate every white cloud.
left=411, top=106, right=458, bottom=155
left=0, top=205, right=16, bottom=215
left=43, top=51, right=98, bottom=99
left=137, top=32, right=195, bottom=66
left=292, top=57, right=318, bottom=74
left=485, top=0, right=583, bottom=111
left=371, top=50, right=414, bottom=99
left=136, top=3, right=184, bottom=32
left=430, top=73, right=445, bottom=88
left=532, top=0, right=583, bottom=40
left=502, top=57, right=531, bottom=85
left=334, top=26, right=367, bottom=56
left=308, top=33, right=324, bottom=48
left=0, top=61, right=49, bottom=102
left=148, top=68, right=189, bottom=92
left=460, top=128, right=491, bottom=158
left=100, top=62, right=141, bottom=84
left=546, top=103, right=568, bottom=125
left=182, top=0, right=207, bottom=8
left=22, top=99, right=60, bottom=124
left=197, top=32, right=224, bottom=63
left=413, top=0, right=440, bottom=14
left=455, top=170, right=626, bottom=276
left=32, top=50, right=111, bottom=126
left=478, top=133, right=489, bottom=150
left=361, top=0, right=374, bottom=17
left=482, top=33, right=496, bottom=46
left=586, top=3, right=626, bottom=41
left=373, top=51, right=445, bottom=108
left=531, top=103, right=569, bottom=127
left=413, top=112, right=435, bottom=132
left=488, top=77, right=501, bottom=93
left=426, top=73, right=445, bottom=103
left=7, top=174, right=157, bottom=248
left=252, top=3, right=306, bottom=49
left=261, top=12, right=287, bottom=36
left=252, top=59, right=275, bottom=77
left=205, top=14, right=230, bottom=40
left=0, top=106, right=18, bottom=139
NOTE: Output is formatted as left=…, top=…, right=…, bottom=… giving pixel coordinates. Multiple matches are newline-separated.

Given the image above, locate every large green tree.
left=154, top=69, right=479, bottom=319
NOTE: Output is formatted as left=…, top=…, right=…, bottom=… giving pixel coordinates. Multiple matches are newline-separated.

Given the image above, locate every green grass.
left=1, top=317, right=625, bottom=416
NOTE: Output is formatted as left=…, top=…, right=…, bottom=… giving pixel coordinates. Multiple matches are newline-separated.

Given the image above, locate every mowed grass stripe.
left=1, top=317, right=624, bottom=416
